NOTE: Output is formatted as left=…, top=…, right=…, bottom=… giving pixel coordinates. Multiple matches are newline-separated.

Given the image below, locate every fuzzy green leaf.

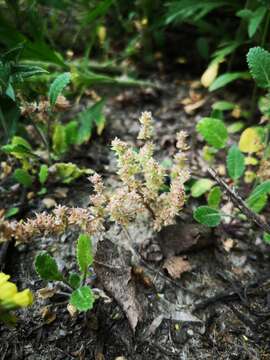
left=35, top=252, right=63, bottom=281
left=76, top=234, right=93, bottom=274
left=13, top=168, right=33, bottom=187
left=70, top=286, right=95, bottom=312
left=197, top=117, right=228, bottom=149
left=191, top=179, right=214, bottom=198
left=193, top=206, right=221, bottom=227
left=49, top=72, right=71, bottom=107
left=247, top=47, right=270, bottom=88
left=226, top=145, right=245, bottom=180
left=207, top=186, right=222, bottom=208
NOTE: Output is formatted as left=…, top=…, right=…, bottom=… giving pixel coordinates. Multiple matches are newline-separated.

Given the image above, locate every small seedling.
left=35, top=233, right=95, bottom=312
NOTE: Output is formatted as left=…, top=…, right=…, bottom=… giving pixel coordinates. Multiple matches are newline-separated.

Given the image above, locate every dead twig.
left=208, top=167, right=270, bottom=234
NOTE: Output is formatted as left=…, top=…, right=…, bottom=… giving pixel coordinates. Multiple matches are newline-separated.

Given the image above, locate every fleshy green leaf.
left=197, top=117, right=228, bottom=149
left=212, top=101, right=235, bottom=111
left=70, top=286, right=95, bottom=312
left=191, top=179, right=214, bottom=198
left=193, top=206, right=221, bottom=227
left=247, top=47, right=270, bottom=88
left=13, top=168, right=33, bottom=187
left=49, top=72, right=71, bottom=107
left=76, top=234, right=93, bottom=274
left=35, top=252, right=63, bottom=281
left=226, top=145, right=245, bottom=180
left=248, top=7, right=267, bottom=38
left=207, top=186, right=222, bottom=208
left=227, top=121, right=244, bottom=134
left=4, top=207, right=19, bottom=219
left=39, top=164, right=49, bottom=185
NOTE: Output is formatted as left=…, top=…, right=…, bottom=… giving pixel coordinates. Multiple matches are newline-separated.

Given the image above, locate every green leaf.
left=76, top=99, right=106, bottom=145
left=196, top=117, right=228, bottom=149
left=65, top=121, right=78, bottom=145
left=49, top=72, right=71, bottom=107
left=52, top=124, right=68, bottom=156
left=227, top=121, right=244, bottom=134
left=4, top=207, right=19, bottom=219
left=13, top=168, right=33, bottom=187
left=212, top=101, right=235, bottom=111
left=70, top=286, right=95, bottom=312
left=55, top=163, right=93, bottom=184
left=248, top=7, right=267, bottom=38
left=207, top=186, right=222, bottom=208
left=263, top=232, right=270, bottom=244
left=38, top=164, right=49, bottom=185
left=68, top=272, right=81, bottom=289
left=35, top=252, right=63, bottom=281
left=209, top=72, right=250, bottom=91
left=193, top=206, right=221, bottom=227
left=191, top=179, right=214, bottom=198
left=77, top=234, right=93, bottom=274
left=246, top=180, right=270, bottom=212
left=247, top=47, right=270, bottom=88
left=226, top=145, right=245, bottom=180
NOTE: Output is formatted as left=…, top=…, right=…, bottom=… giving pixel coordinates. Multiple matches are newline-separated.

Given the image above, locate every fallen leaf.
left=163, top=256, right=191, bottom=279
left=54, top=187, right=68, bottom=198
left=37, top=287, right=57, bottom=299
left=67, top=303, right=77, bottom=317
left=184, top=98, right=207, bottom=114
left=94, top=238, right=143, bottom=332
left=40, top=306, right=56, bottom=324
left=201, top=62, right=219, bottom=88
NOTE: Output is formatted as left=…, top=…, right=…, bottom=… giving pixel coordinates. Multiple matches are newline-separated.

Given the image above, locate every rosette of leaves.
left=35, top=234, right=95, bottom=312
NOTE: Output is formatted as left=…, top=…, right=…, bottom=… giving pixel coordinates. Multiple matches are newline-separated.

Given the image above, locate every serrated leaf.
left=226, top=145, right=245, bottom=180
left=68, top=272, right=81, bottom=289
left=13, top=168, right=33, bottom=187
left=247, top=47, right=270, bottom=88
left=197, top=117, right=228, bottom=149
left=193, top=206, right=221, bottom=227
left=191, top=179, right=214, bottom=198
left=209, top=72, right=250, bottom=91
left=70, top=286, right=95, bottom=312
left=39, top=164, right=49, bottom=185
left=239, top=127, right=264, bottom=153
left=76, top=234, right=93, bottom=275
left=35, top=252, right=63, bottom=281
left=49, top=72, right=71, bottom=107
left=207, top=186, right=222, bottom=208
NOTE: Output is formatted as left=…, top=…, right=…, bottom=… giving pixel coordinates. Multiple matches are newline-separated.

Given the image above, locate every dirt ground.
left=1, top=74, right=270, bottom=360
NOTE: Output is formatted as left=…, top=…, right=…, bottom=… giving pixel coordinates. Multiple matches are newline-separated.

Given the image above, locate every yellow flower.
left=0, top=272, right=33, bottom=311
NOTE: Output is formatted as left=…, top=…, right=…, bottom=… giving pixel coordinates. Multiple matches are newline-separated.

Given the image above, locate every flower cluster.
left=1, top=111, right=190, bottom=242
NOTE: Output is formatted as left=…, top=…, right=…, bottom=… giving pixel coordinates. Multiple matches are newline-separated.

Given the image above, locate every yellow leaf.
left=0, top=282, right=17, bottom=300
left=12, top=289, right=34, bottom=307
left=201, top=62, right=219, bottom=88
left=239, top=128, right=264, bottom=153
left=0, top=273, right=10, bottom=286
left=244, top=170, right=256, bottom=183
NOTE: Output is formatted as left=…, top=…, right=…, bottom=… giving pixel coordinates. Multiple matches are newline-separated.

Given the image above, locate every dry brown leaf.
left=37, top=287, right=56, bottom=299
left=163, top=256, right=191, bottom=279
left=40, top=306, right=56, bottom=324
left=67, top=304, right=77, bottom=318
left=184, top=98, right=206, bottom=114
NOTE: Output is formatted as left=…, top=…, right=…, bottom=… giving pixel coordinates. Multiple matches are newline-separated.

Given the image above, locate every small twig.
left=208, top=167, right=270, bottom=234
